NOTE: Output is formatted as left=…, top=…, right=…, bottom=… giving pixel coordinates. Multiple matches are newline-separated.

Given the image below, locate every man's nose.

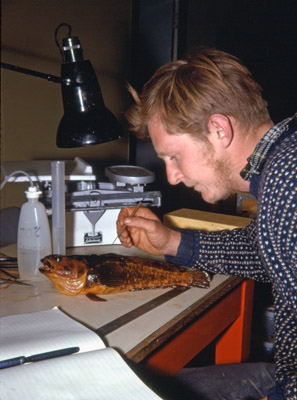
left=166, top=163, right=183, bottom=185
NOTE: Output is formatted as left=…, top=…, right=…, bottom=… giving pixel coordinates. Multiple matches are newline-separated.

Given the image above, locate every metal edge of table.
left=125, top=275, right=244, bottom=363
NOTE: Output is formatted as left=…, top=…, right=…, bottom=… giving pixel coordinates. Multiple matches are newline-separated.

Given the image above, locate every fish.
left=40, top=253, right=210, bottom=301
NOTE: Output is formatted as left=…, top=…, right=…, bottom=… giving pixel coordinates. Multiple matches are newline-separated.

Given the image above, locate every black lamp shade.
left=56, top=37, right=122, bottom=148
left=57, top=104, right=122, bottom=148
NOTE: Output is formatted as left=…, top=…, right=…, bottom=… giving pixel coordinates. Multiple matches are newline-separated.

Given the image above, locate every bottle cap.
left=25, top=185, right=42, bottom=199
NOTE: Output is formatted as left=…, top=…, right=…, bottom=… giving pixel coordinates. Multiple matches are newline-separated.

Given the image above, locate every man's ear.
left=207, top=114, right=233, bottom=148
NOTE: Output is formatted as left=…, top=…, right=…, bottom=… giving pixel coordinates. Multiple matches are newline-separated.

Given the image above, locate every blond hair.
left=125, top=48, right=271, bottom=139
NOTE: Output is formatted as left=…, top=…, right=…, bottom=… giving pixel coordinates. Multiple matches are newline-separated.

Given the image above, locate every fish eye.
left=55, top=255, right=62, bottom=262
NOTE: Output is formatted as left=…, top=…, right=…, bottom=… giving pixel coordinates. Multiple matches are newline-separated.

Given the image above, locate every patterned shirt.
left=165, top=114, right=297, bottom=399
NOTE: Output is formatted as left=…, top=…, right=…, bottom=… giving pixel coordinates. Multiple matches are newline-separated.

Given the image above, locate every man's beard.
left=198, top=148, right=239, bottom=204
left=212, top=156, right=238, bottom=202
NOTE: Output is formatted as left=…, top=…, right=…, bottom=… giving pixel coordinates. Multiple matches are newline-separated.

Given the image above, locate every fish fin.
left=86, top=293, right=107, bottom=302
left=191, top=271, right=211, bottom=288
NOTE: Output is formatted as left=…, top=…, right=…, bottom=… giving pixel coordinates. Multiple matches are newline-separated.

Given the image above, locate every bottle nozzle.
left=25, top=185, right=42, bottom=198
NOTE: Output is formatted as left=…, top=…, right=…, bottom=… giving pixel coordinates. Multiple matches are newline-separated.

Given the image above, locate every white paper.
left=0, top=348, right=162, bottom=399
left=0, top=308, right=162, bottom=400
left=0, top=307, right=105, bottom=359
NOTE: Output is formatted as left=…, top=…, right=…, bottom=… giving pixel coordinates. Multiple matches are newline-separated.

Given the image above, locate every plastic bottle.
left=17, top=185, right=52, bottom=281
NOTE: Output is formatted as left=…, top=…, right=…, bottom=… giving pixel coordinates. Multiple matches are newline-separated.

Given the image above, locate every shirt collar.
left=240, top=113, right=297, bottom=181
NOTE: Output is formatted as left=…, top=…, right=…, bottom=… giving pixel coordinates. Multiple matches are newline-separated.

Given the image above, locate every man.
left=116, top=48, right=297, bottom=399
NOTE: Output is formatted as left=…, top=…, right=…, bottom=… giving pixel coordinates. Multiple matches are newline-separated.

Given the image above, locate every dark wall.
left=130, top=0, right=210, bottom=217
left=129, top=0, right=297, bottom=216
left=186, top=0, right=297, bottom=123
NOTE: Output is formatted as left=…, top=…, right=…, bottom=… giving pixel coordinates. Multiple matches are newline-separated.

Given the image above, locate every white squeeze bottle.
left=17, top=185, right=52, bottom=281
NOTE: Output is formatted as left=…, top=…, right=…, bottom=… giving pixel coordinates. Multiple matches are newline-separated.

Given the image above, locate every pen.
left=0, top=346, right=80, bottom=369
left=112, top=201, right=143, bottom=244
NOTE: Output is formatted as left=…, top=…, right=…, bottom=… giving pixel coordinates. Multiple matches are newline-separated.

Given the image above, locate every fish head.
left=39, top=254, right=88, bottom=296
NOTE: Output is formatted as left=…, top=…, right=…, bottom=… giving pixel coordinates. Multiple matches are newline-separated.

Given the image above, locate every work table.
left=1, top=243, right=252, bottom=375
left=1, top=209, right=254, bottom=375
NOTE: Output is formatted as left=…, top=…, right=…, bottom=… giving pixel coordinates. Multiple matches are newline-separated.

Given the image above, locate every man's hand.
left=116, top=207, right=181, bottom=256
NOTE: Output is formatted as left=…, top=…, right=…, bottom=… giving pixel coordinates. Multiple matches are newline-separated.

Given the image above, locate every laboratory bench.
left=0, top=209, right=254, bottom=376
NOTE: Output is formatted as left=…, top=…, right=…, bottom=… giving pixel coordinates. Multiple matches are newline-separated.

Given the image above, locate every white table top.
left=1, top=244, right=234, bottom=361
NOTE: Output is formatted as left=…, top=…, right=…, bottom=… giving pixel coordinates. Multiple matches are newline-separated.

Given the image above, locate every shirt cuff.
left=165, top=229, right=195, bottom=266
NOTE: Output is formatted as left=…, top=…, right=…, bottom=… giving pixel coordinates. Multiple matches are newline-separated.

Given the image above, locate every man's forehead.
left=148, top=122, right=176, bottom=156
left=148, top=115, right=182, bottom=138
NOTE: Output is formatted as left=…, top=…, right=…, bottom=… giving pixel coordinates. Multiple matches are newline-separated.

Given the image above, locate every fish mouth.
left=39, top=265, right=53, bottom=275
left=39, top=258, right=88, bottom=295
left=39, top=260, right=53, bottom=275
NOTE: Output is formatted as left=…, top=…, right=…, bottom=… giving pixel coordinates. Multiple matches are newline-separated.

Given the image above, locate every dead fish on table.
left=40, top=253, right=210, bottom=302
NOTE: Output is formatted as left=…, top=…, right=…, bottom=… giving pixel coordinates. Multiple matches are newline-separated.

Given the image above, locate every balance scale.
left=2, top=158, right=161, bottom=247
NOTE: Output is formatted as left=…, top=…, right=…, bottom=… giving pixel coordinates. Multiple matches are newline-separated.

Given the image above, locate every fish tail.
left=188, top=270, right=210, bottom=288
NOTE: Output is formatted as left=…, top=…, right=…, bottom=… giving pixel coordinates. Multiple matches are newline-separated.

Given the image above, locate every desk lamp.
left=1, top=23, right=123, bottom=148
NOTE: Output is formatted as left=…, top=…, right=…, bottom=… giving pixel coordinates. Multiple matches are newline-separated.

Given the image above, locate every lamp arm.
left=0, top=62, right=62, bottom=84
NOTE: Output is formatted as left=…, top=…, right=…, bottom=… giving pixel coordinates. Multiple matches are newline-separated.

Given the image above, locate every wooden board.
left=164, top=208, right=251, bottom=231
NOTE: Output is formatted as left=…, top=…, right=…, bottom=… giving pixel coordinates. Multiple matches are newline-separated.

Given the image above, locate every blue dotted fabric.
left=166, top=115, right=297, bottom=398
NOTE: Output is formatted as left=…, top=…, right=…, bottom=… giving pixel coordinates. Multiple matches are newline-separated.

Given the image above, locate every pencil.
left=112, top=201, right=143, bottom=244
